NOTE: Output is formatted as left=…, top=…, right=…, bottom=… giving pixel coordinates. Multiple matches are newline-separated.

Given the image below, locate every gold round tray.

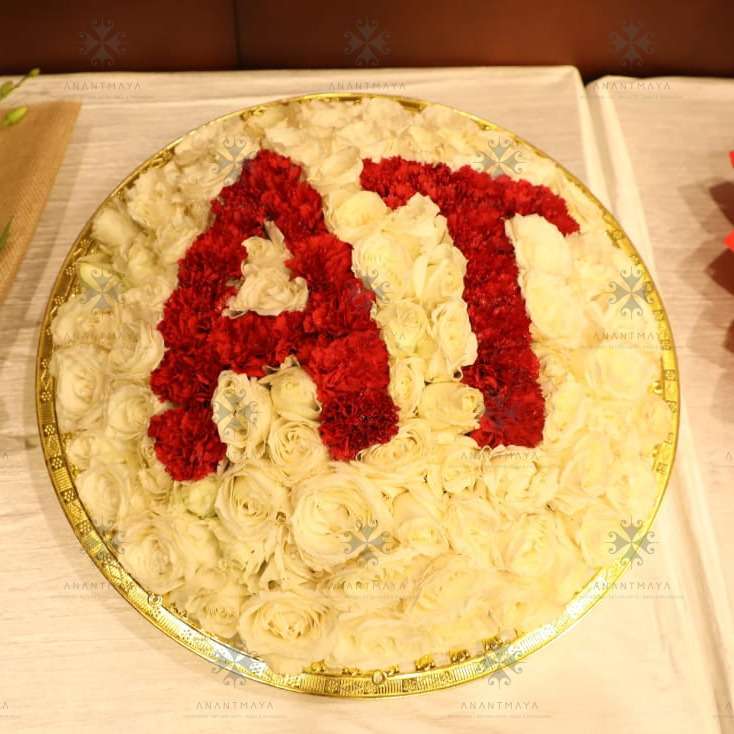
left=35, top=93, right=680, bottom=697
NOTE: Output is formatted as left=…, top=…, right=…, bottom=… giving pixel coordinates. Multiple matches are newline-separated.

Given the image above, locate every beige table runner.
left=0, top=100, right=80, bottom=304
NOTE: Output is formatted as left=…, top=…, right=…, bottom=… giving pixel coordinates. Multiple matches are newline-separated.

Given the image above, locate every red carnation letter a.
left=149, top=151, right=578, bottom=481
left=149, top=151, right=399, bottom=480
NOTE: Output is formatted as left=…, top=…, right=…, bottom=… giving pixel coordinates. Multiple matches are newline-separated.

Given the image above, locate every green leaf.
left=2, top=106, right=28, bottom=126
left=28, top=67, right=41, bottom=77
left=0, top=81, right=14, bottom=100
left=0, top=219, right=11, bottom=251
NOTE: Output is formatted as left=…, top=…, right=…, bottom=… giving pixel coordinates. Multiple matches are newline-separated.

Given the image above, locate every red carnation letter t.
left=360, top=157, right=579, bottom=449
left=148, top=151, right=578, bottom=481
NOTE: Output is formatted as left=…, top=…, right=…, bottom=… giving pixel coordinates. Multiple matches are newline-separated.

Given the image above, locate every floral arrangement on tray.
left=49, top=97, right=673, bottom=675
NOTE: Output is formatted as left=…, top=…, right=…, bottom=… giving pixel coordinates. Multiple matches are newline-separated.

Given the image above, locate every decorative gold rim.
left=35, top=93, right=680, bottom=698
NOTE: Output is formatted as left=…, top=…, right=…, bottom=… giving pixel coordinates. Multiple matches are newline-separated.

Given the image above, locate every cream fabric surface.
left=0, top=67, right=730, bottom=733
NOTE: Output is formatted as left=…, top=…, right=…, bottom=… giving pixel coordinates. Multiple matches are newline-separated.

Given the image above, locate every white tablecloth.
left=0, top=66, right=731, bottom=733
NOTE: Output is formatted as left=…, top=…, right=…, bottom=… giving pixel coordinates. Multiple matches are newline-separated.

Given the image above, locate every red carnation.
left=148, top=406, right=226, bottom=481
left=319, top=388, right=399, bottom=460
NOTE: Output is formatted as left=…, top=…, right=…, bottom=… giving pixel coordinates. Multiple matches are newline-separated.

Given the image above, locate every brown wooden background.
left=1, top=0, right=732, bottom=79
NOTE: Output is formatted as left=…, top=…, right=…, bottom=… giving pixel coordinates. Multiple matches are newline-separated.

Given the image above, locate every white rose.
left=417, top=381, right=484, bottom=433
left=51, top=345, right=109, bottom=432
left=383, top=194, right=447, bottom=254
left=388, top=356, right=425, bottom=417
left=351, top=231, right=414, bottom=302
left=559, top=433, right=616, bottom=496
left=176, top=474, right=220, bottom=518
left=259, top=532, right=316, bottom=591
left=318, top=547, right=426, bottom=613
left=121, top=276, right=176, bottom=313
left=125, top=167, right=179, bottom=231
left=522, top=271, right=590, bottom=347
left=261, top=363, right=320, bottom=421
left=107, top=307, right=164, bottom=380
left=51, top=296, right=116, bottom=349
left=76, top=460, right=134, bottom=530
left=291, top=466, right=392, bottom=570
left=376, top=300, right=430, bottom=357
left=170, top=510, right=221, bottom=578
left=118, top=510, right=187, bottom=594
left=229, top=263, right=308, bottom=316
left=420, top=105, right=485, bottom=155
left=427, top=300, right=478, bottom=379
left=211, top=371, right=272, bottom=462
left=310, top=146, right=362, bottom=192
left=327, top=611, right=423, bottom=671
left=183, top=567, right=246, bottom=639
left=393, top=491, right=449, bottom=558
left=575, top=503, right=623, bottom=567
left=581, top=345, right=658, bottom=402
left=358, top=419, right=433, bottom=480
left=501, top=512, right=566, bottom=577
left=446, top=494, right=502, bottom=566
left=408, top=554, right=480, bottom=621
left=153, top=212, right=200, bottom=265
left=329, top=189, right=388, bottom=242
left=91, top=204, right=139, bottom=253
left=428, top=607, right=499, bottom=655
left=412, top=244, right=466, bottom=310
left=105, top=383, right=156, bottom=441
left=136, top=460, right=173, bottom=508
left=507, top=214, right=573, bottom=277
left=120, top=234, right=160, bottom=286
left=267, top=417, right=328, bottom=482
left=237, top=589, right=336, bottom=674
left=428, top=438, right=482, bottom=494
left=481, top=447, right=540, bottom=516
left=542, top=376, right=590, bottom=450
left=606, top=457, right=659, bottom=523
left=66, top=430, right=132, bottom=471
left=242, top=235, right=287, bottom=269
left=214, top=463, right=289, bottom=570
